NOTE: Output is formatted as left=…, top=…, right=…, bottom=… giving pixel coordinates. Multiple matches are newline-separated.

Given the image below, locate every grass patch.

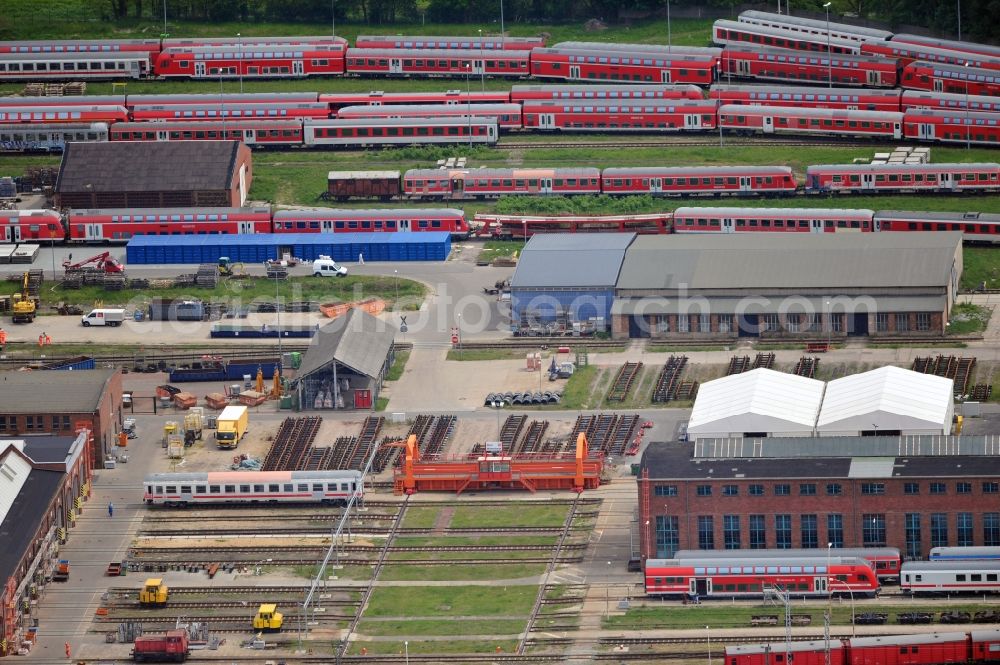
left=446, top=347, right=534, bottom=361
left=549, top=364, right=599, bottom=410
left=366, top=584, right=536, bottom=617
left=289, top=563, right=371, bottom=581
left=450, top=504, right=568, bottom=529
left=385, top=350, right=410, bottom=381
left=647, top=344, right=730, bottom=352
left=949, top=302, right=992, bottom=335
left=961, top=247, right=1000, bottom=291
left=478, top=241, right=525, bottom=263
left=604, top=603, right=1000, bottom=631
left=393, top=535, right=556, bottom=547
left=389, top=549, right=546, bottom=561
left=380, top=562, right=547, bottom=581
left=358, top=618, right=525, bottom=637
left=401, top=506, right=440, bottom=529
left=347, top=640, right=518, bottom=655
left=374, top=396, right=390, bottom=412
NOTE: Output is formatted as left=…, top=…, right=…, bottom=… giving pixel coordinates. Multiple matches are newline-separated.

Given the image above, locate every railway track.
left=138, top=524, right=589, bottom=536
left=500, top=137, right=885, bottom=149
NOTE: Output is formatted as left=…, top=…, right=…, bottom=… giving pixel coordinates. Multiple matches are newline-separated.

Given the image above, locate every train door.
left=472, top=59, right=484, bottom=76
left=321, top=220, right=334, bottom=232
left=156, top=129, right=168, bottom=141
left=739, top=176, right=751, bottom=192
left=684, top=114, right=701, bottom=129
left=487, top=125, right=497, bottom=142
left=292, top=60, right=304, bottom=76
left=4, top=225, right=21, bottom=243
left=892, top=121, right=902, bottom=139
left=660, top=70, right=672, bottom=83
left=85, top=224, right=103, bottom=242
left=569, top=65, right=581, bottom=79
left=762, top=116, right=774, bottom=133
left=194, top=62, right=206, bottom=78
left=814, top=577, right=828, bottom=594
left=866, top=70, right=880, bottom=86
left=238, top=221, right=256, bottom=234
left=390, top=58, right=403, bottom=74
left=650, top=178, right=662, bottom=194
left=810, top=219, right=824, bottom=233
left=243, top=129, right=256, bottom=145
left=452, top=177, right=464, bottom=196
left=736, top=60, right=752, bottom=76
left=128, top=59, right=141, bottom=79
left=917, top=123, right=935, bottom=140
left=398, top=219, right=411, bottom=232
left=539, top=114, right=556, bottom=129
left=933, top=79, right=944, bottom=92
left=541, top=178, right=553, bottom=194
left=861, top=174, right=875, bottom=190
left=721, top=218, right=734, bottom=233
left=940, top=172, right=955, bottom=190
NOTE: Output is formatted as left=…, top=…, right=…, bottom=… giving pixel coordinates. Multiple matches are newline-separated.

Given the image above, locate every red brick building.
left=0, top=369, right=123, bottom=468
left=0, top=432, right=93, bottom=656
left=638, top=441, right=1000, bottom=564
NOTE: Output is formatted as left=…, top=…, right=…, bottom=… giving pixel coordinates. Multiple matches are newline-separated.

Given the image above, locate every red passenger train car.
left=709, top=84, right=902, bottom=112
left=529, top=45, right=716, bottom=85
left=806, top=163, right=1000, bottom=194
left=600, top=166, right=796, bottom=197
left=108, top=120, right=304, bottom=147
left=337, top=103, right=522, bottom=129
left=713, top=19, right=862, bottom=54
left=155, top=44, right=346, bottom=79
left=0, top=209, right=63, bottom=243
left=163, top=35, right=347, bottom=49
left=403, top=167, right=601, bottom=198
left=720, top=104, right=902, bottom=139
left=901, top=90, right=1000, bottom=114
left=474, top=213, right=673, bottom=238
left=890, top=33, right=1000, bottom=60
left=302, top=117, right=499, bottom=147
left=320, top=90, right=510, bottom=110
left=901, top=61, right=1000, bottom=96
left=272, top=208, right=468, bottom=235
left=511, top=83, right=703, bottom=102
left=875, top=211, right=1000, bottom=244
left=66, top=207, right=273, bottom=243
left=671, top=206, right=876, bottom=233
left=645, top=556, right=879, bottom=598
left=126, top=92, right=320, bottom=107
left=129, top=102, right=330, bottom=121
left=354, top=35, right=543, bottom=50
left=0, top=95, right=126, bottom=108
left=721, top=47, right=898, bottom=87
left=344, top=48, right=530, bottom=78
left=522, top=100, right=717, bottom=131
left=903, top=109, right=1000, bottom=146
left=862, top=41, right=1000, bottom=70
left=0, top=105, right=128, bottom=124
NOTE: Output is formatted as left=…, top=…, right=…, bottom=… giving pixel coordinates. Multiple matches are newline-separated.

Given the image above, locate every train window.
left=210, top=486, right=221, bottom=494
left=313, top=483, right=323, bottom=491
left=251, top=484, right=263, bottom=492
left=266, top=483, right=279, bottom=492
left=164, top=485, right=177, bottom=493
left=957, top=574, right=967, bottom=582
left=155, top=485, right=163, bottom=494
left=195, top=485, right=206, bottom=493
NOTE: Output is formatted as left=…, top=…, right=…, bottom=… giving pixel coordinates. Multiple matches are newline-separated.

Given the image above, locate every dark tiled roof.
left=0, top=368, right=116, bottom=413
left=56, top=141, right=240, bottom=193
left=0, top=467, right=62, bottom=584
left=297, top=308, right=395, bottom=380
left=22, top=435, right=80, bottom=464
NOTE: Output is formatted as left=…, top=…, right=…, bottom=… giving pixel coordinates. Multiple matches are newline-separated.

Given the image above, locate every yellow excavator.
left=12, top=272, right=36, bottom=323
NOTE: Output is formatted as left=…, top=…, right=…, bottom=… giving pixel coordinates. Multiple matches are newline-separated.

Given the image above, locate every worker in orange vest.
left=45, top=332, right=51, bottom=346
left=0, top=327, right=6, bottom=351
left=38, top=333, right=45, bottom=348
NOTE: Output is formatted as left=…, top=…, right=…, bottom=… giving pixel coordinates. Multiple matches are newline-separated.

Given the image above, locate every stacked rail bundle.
left=912, top=355, right=977, bottom=396
left=262, top=417, right=323, bottom=471
left=970, top=384, right=993, bottom=401
left=752, top=352, right=775, bottom=369
left=348, top=416, right=384, bottom=469
left=304, top=446, right=334, bottom=470
left=539, top=436, right=564, bottom=455
left=372, top=435, right=403, bottom=473
left=409, top=414, right=435, bottom=453
left=423, top=415, right=456, bottom=457
left=518, top=420, right=549, bottom=455
left=676, top=381, right=699, bottom=401
left=727, top=356, right=751, bottom=375
left=500, top=415, right=528, bottom=454
left=329, top=436, right=359, bottom=470
left=955, top=357, right=976, bottom=396
left=793, top=356, right=820, bottom=378
left=609, top=414, right=640, bottom=456
left=652, top=356, right=688, bottom=403
left=606, top=362, right=642, bottom=402
left=590, top=414, right=618, bottom=455
left=570, top=414, right=595, bottom=446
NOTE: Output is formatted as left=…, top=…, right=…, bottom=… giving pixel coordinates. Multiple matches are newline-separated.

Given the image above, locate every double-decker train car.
left=155, top=44, right=346, bottom=79
left=354, top=35, right=543, bottom=51
left=402, top=167, right=601, bottom=199
left=302, top=116, right=499, bottom=147
left=320, top=89, right=510, bottom=110
left=891, top=33, right=1000, bottom=60
left=529, top=44, right=717, bottom=85
left=736, top=10, right=893, bottom=44
left=721, top=46, right=898, bottom=87
left=143, top=470, right=363, bottom=506
left=337, top=102, right=522, bottom=129
left=522, top=99, right=717, bottom=131
left=108, top=119, right=304, bottom=147
left=672, top=548, right=903, bottom=583
left=806, top=163, right=1000, bottom=194
left=0, top=51, right=151, bottom=80
left=645, top=555, right=879, bottom=598
left=0, top=104, right=129, bottom=125
left=474, top=213, right=674, bottom=238
left=720, top=104, right=902, bottom=139
left=129, top=101, right=331, bottom=121
left=931, top=547, right=1000, bottom=561
left=900, top=560, right=1000, bottom=594
left=67, top=207, right=273, bottom=243
left=127, top=91, right=321, bottom=106
left=600, top=166, right=796, bottom=197
left=862, top=40, right=1000, bottom=70
left=709, top=84, right=902, bottom=112
left=874, top=211, right=1000, bottom=243
left=0, top=38, right=162, bottom=54
left=272, top=208, right=468, bottom=235
left=901, top=90, right=1000, bottom=114
left=510, top=83, right=703, bottom=102
left=901, top=61, right=1000, bottom=96
left=0, top=209, right=64, bottom=243
left=0, top=95, right=127, bottom=108
left=672, top=207, right=876, bottom=234
left=344, top=47, right=530, bottom=78
left=0, top=122, right=108, bottom=153
left=903, top=109, right=1000, bottom=145
left=713, top=19, right=863, bottom=55
left=163, top=35, right=347, bottom=49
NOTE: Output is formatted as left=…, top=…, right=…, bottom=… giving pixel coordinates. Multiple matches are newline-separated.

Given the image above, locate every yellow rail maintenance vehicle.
left=253, top=604, right=283, bottom=632
left=139, top=578, right=168, bottom=607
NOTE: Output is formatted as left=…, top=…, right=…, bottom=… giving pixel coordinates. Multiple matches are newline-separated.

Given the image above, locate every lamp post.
left=823, top=3, right=832, bottom=88
left=824, top=542, right=832, bottom=665
left=331, top=0, right=336, bottom=38
left=275, top=262, right=282, bottom=362
left=706, top=625, right=712, bottom=665
left=404, top=640, right=409, bottom=665
left=491, top=399, right=505, bottom=441
left=499, top=0, right=505, bottom=44
left=465, top=64, right=473, bottom=148
left=237, top=32, right=244, bottom=93
left=478, top=29, right=486, bottom=92
left=605, top=561, right=612, bottom=616
left=965, top=62, right=971, bottom=150
left=522, top=220, right=527, bottom=240
left=666, top=0, right=672, bottom=53
left=393, top=269, right=399, bottom=306
left=957, top=0, right=962, bottom=40
left=825, top=299, right=831, bottom=348
left=162, top=0, right=167, bottom=36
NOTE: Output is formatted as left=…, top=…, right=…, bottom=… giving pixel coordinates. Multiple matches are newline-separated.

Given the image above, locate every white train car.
left=143, top=470, right=363, bottom=506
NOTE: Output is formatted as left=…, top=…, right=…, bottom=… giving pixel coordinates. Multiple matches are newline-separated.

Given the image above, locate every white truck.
left=81, top=308, right=126, bottom=327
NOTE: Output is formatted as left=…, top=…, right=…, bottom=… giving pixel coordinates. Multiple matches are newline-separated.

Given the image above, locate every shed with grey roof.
left=510, top=232, right=634, bottom=333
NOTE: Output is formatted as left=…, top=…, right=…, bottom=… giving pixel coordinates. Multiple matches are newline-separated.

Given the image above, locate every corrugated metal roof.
left=297, top=308, right=395, bottom=381
left=0, top=368, right=116, bottom=413
left=847, top=457, right=895, bottom=478
left=818, top=366, right=953, bottom=430
left=511, top=233, right=635, bottom=289
left=688, top=368, right=824, bottom=434
left=695, top=435, right=1000, bottom=458
left=610, top=295, right=946, bottom=316
left=616, top=232, right=960, bottom=291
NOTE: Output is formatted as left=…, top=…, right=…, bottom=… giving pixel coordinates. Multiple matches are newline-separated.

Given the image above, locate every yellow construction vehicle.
left=139, top=578, right=168, bottom=607
left=252, top=604, right=283, bottom=632
left=217, top=257, right=247, bottom=278
left=12, top=272, right=36, bottom=323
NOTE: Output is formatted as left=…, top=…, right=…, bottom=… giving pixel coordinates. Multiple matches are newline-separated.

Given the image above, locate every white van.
left=82, top=308, right=126, bottom=327
left=312, top=255, right=348, bottom=277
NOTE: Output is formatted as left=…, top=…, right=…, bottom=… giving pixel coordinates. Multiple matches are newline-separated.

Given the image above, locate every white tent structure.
left=817, top=366, right=954, bottom=437
left=687, top=368, right=825, bottom=441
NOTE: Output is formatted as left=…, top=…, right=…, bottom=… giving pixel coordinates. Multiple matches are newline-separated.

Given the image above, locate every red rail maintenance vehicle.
left=131, top=629, right=189, bottom=663
left=272, top=208, right=468, bottom=236
left=108, top=120, right=304, bottom=147
left=337, top=102, right=523, bottom=129
left=709, top=84, right=902, bottom=112
left=344, top=48, right=530, bottom=78
left=719, top=104, right=903, bottom=139
left=522, top=99, right=717, bottom=131
left=511, top=83, right=703, bottom=102
left=403, top=167, right=600, bottom=199
left=67, top=207, right=273, bottom=243
left=529, top=44, right=716, bottom=85
left=155, top=44, right=346, bottom=79
left=901, top=61, right=1000, bottom=96
left=671, top=206, right=876, bottom=234
left=720, top=46, right=898, bottom=87
left=601, top=166, right=796, bottom=197
left=903, top=109, right=1000, bottom=145
left=354, top=35, right=543, bottom=50
left=713, top=19, right=863, bottom=54
left=806, top=163, right=1000, bottom=194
